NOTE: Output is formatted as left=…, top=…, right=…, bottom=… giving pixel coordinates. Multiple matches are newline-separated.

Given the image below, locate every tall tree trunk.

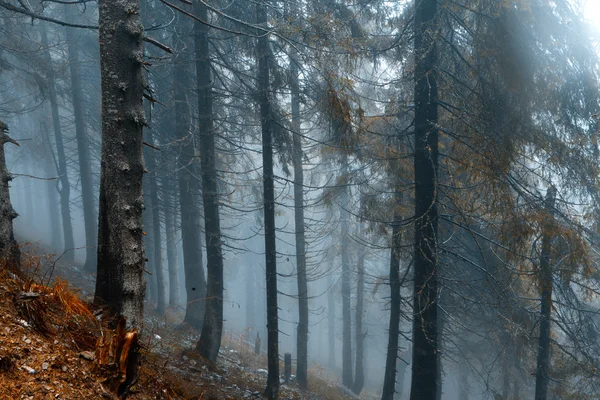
left=352, top=240, right=365, bottom=395
left=289, top=17, right=309, bottom=391
left=534, top=186, right=556, bottom=400
left=341, top=158, right=353, bottom=389
left=410, top=0, right=439, bottom=398
left=327, top=269, right=336, bottom=370
left=164, top=180, right=180, bottom=307
left=0, top=121, right=20, bottom=268
left=42, top=122, right=62, bottom=252
left=94, top=0, right=146, bottom=328
left=41, top=27, right=75, bottom=264
left=256, top=2, right=279, bottom=397
left=65, top=19, right=98, bottom=273
left=173, top=11, right=206, bottom=329
left=194, top=1, right=224, bottom=364
left=147, top=129, right=166, bottom=315
left=381, top=188, right=402, bottom=400
left=143, top=187, right=157, bottom=303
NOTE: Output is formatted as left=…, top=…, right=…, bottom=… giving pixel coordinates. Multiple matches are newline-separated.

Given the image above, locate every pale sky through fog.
left=586, top=0, right=600, bottom=27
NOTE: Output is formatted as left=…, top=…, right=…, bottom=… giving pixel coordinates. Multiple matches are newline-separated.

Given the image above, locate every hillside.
left=0, top=252, right=367, bottom=400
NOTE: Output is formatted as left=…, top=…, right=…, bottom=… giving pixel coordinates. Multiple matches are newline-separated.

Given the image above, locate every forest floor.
left=0, top=248, right=373, bottom=400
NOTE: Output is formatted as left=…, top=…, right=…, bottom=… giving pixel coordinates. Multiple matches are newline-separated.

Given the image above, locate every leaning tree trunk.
left=195, top=1, right=225, bottom=364
left=352, top=238, right=366, bottom=396
left=256, top=2, right=279, bottom=397
left=65, top=18, right=98, bottom=273
left=41, top=27, right=75, bottom=264
left=340, top=158, right=353, bottom=389
left=94, top=0, right=146, bottom=328
left=381, top=186, right=403, bottom=400
left=534, top=186, right=556, bottom=400
left=173, top=11, right=206, bottom=329
left=410, top=0, right=439, bottom=399
left=289, top=13, right=309, bottom=390
left=0, top=121, right=20, bottom=268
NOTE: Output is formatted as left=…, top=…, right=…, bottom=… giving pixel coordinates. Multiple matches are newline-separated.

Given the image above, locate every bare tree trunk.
left=143, top=187, right=157, bottom=303
left=341, top=158, right=353, bottom=389
left=0, top=121, right=20, bottom=268
left=352, top=240, right=365, bottom=396
left=246, top=262, right=256, bottom=331
left=42, top=121, right=62, bottom=252
left=65, top=17, right=98, bottom=273
left=256, top=2, right=279, bottom=397
left=94, top=0, right=146, bottom=328
left=381, top=188, right=403, bottom=400
left=173, top=11, right=206, bottom=330
left=146, top=129, right=166, bottom=316
left=289, top=13, right=309, bottom=389
left=41, top=27, right=75, bottom=264
left=164, top=180, right=180, bottom=307
left=194, top=1, right=225, bottom=364
left=534, top=186, right=556, bottom=400
left=410, top=0, right=439, bottom=398
left=327, top=269, right=336, bottom=371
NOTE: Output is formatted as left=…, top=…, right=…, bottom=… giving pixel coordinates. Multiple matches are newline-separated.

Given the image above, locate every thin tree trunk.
left=534, top=186, right=556, bottom=400
left=65, top=19, right=98, bottom=273
left=147, top=129, right=166, bottom=315
left=289, top=17, right=309, bottom=390
left=256, top=2, right=279, bottom=397
left=381, top=188, right=402, bottom=400
left=42, top=122, right=62, bottom=252
left=164, top=180, right=180, bottom=307
left=41, top=27, right=75, bottom=264
left=94, top=0, right=146, bottom=328
left=341, top=158, right=353, bottom=389
left=143, top=188, right=157, bottom=303
left=246, top=261, right=256, bottom=331
left=352, top=239, right=365, bottom=395
left=410, top=0, right=439, bottom=398
left=327, top=269, right=336, bottom=370
left=194, top=1, right=225, bottom=364
left=173, top=11, right=206, bottom=329
left=0, top=121, right=20, bottom=268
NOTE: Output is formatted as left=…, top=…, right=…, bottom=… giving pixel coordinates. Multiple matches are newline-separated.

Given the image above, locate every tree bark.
left=289, top=13, right=309, bottom=389
left=94, top=0, right=146, bottom=328
left=381, top=189, right=402, bottom=400
left=173, top=11, right=206, bottom=330
left=194, top=1, right=225, bottom=364
left=163, top=179, right=180, bottom=307
left=0, top=121, right=20, bottom=268
left=41, top=27, right=75, bottom=264
left=340, top=158, right=353, bottom=389
left=65, top=18, right=98, bottom=273
left=352, top=239, right=365, bottom=395
left=327, top=268, right=336, bottom=370
left=256, top=2, right=279, bottom=397
left=146, top=129, right=166, bottom=315
left=42, top=121, right=62, bottom=252
left=534, top=186, right=556, bottom=400
left=410, top=0, right=439, bottom=398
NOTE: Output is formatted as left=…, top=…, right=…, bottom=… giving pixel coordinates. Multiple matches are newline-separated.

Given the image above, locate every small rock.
left=61, top=366, right=67, bottom=372
left=22, top=365, right=36, bottom=374
left=79, top=351, right=95, bottom=361
left=42, top=362, right=49, bottom=370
